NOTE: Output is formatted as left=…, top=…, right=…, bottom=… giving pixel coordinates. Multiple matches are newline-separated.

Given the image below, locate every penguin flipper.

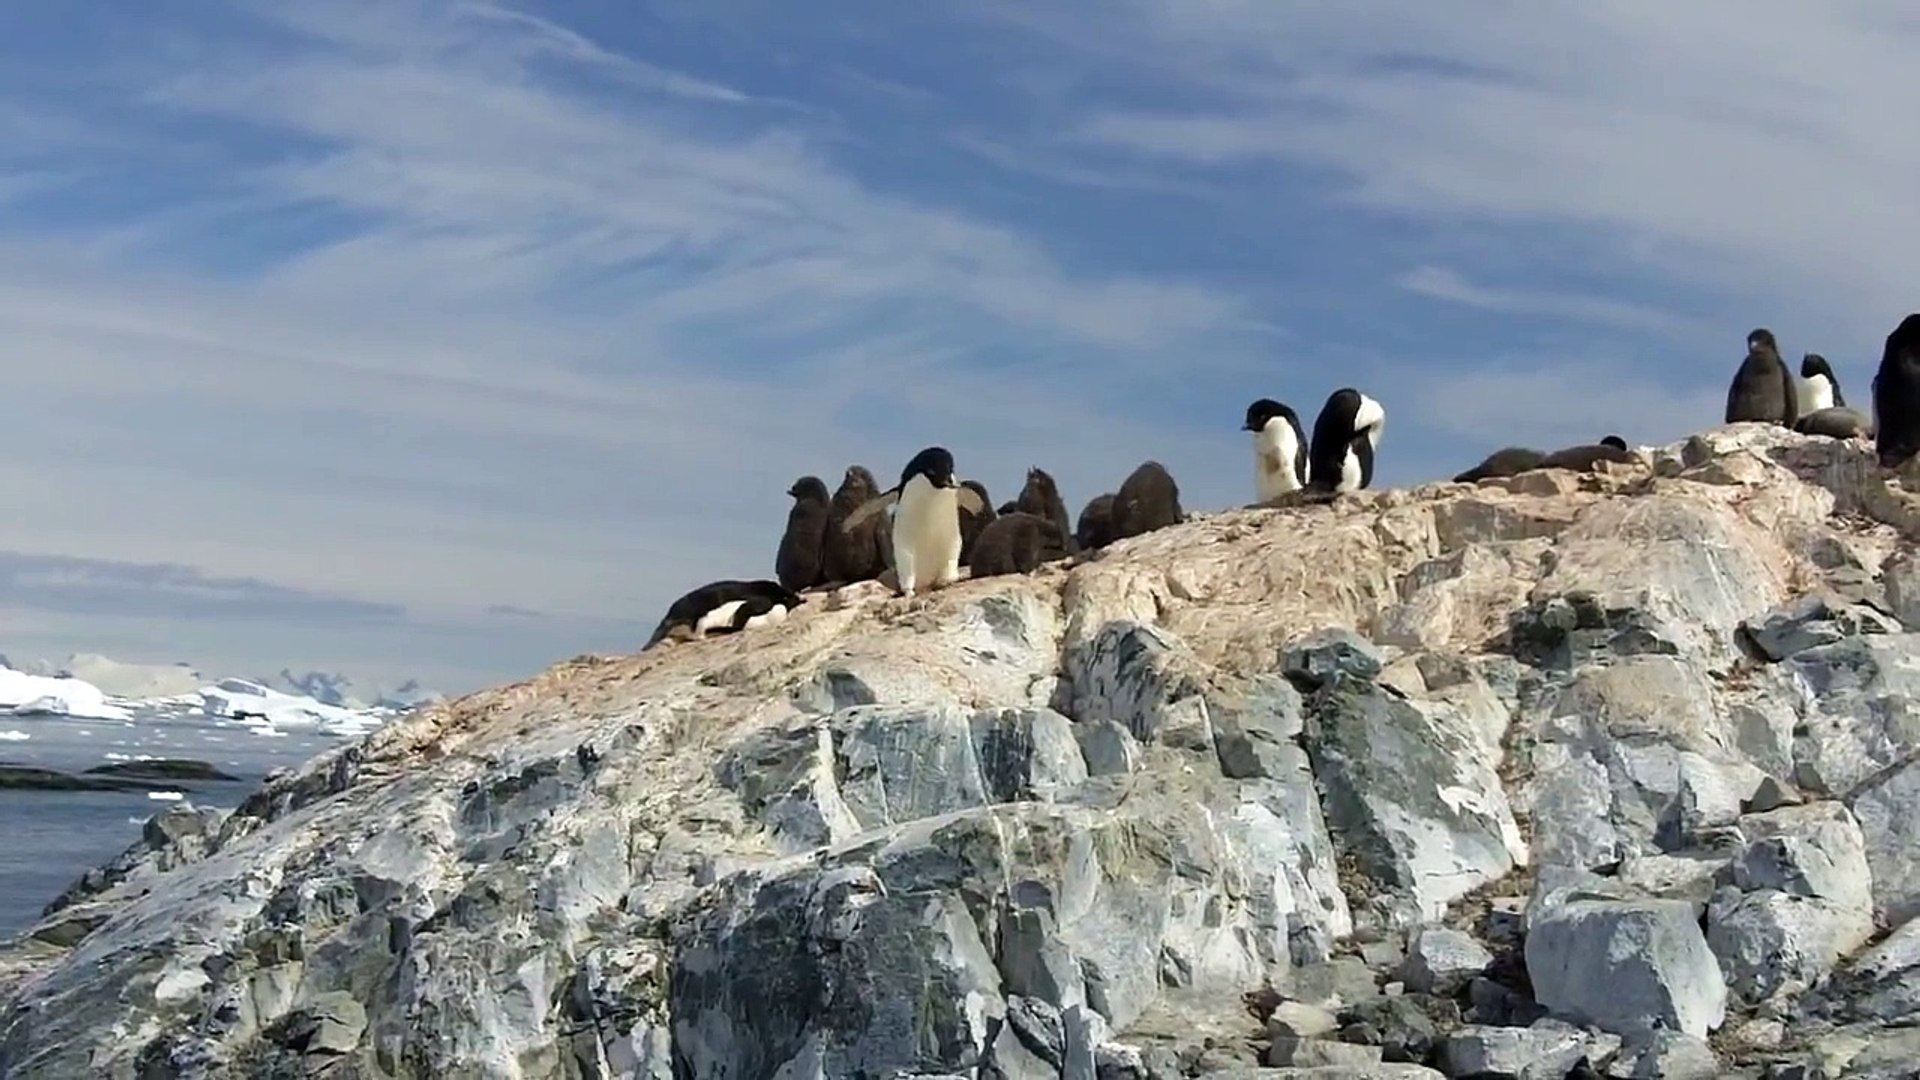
left=954, top=483, right=987, bottom=516
left=842, top=490, right=899, bottom=532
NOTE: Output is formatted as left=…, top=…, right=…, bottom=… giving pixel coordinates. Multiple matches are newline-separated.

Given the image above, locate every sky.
left=1, top=1, right=1915, bottom=694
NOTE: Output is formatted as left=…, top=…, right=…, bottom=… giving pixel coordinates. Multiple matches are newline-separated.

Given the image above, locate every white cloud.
left=0, top=0, right=1265, bottom=690
left=1004, top=1, right=1920, bottom=355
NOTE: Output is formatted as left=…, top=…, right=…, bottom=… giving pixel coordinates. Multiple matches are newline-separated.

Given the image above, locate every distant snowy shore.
left=0, top=664, right=408, bottom=739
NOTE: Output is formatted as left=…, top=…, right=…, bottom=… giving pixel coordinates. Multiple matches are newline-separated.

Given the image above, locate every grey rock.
left=1398, top=925, right=1493, bottom=995
left=1704, top=802, right=1876, bottom=1002
left=1266, top=1002, right=1340, bottom=1040
left=1784, top=635, right=1920, bottom=796
left=1075, top=718, right=1140, bottom=776
left=278, top=991, right=366, bottom=1056
left=1849, top=757, right=1920, bottom=925
left=1605, top=1030, right=1719, bottom=1079
left=1283, top=628, right=1386, bottom=689
left=1213, top=675, right=1306, bottom=780
left=1524, top=897, right=1728, bottom=1038
left=1198, top=1060, right=1443, bottom=1068
left=1265, top=1035, right=1384, bottom=1067
left=1438, top=1023, right=1589, bottom=1079
left=1289, top=957, right=1381, bottom=1009
left=1301, top=679, right=1524, bottom=924
left=1740, top=594, right=1899, bottom=662
left=1336, top=993, right=1456, bottom=1063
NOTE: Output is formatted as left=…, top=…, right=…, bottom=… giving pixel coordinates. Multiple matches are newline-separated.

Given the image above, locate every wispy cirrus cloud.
left=0, top=0, right=1899, bottom=691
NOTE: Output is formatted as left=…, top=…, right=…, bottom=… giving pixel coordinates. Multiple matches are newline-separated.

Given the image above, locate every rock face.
left=5, top=424, right=1920, bottom=1078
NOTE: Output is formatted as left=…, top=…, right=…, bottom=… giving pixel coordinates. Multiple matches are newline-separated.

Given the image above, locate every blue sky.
left=0, top=0, right=1910, bottom=693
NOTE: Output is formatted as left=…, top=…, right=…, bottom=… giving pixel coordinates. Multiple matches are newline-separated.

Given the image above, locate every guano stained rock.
left=5, top=423, right=1920, bottom=1078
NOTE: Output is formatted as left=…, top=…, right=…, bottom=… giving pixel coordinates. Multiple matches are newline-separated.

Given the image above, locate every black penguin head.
left=788, top=476, right=829, bottom=501
left=1022, top=467, right=1058, bottom=497
left=1600, top=435, right=1628, bottom=451
left=997, top=500, right=1018, bottom=515
left=900, top=446, right=957, bottom=490
left=1747, top=328, right=1778, bottom=354
left=1243, top=398, right=1297, bottom=433
left=1801, top=354, right=1834, bottom=380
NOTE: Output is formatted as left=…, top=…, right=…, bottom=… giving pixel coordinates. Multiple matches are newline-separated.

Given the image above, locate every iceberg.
left=0, top=667, right=133, bottom=721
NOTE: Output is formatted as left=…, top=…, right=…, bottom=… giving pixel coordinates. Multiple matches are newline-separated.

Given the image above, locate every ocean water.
left=0, top=708, right=345, bottom=937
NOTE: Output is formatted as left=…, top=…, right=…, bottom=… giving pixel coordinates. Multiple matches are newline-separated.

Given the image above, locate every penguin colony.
left=646, top=317, right=1920, bottom=648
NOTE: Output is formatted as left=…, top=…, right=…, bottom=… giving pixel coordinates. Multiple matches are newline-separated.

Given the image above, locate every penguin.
left=1243, top=398, right=1310, bottom=500
left=1874, top=315, right=1920, bottom=468
left=644, top=579, right=805, bottom=650
left=1075, top=492, right=1117, bottom=552
left=1538, top=436, right=1638, bottom=473
left=958, top=480, right=996, bottom=566
left=1453, top=447, right=1544, bottom=484
left=996, top=500, right=1018, bottom=516
left=1015, top=466, right=1078, bottom=555
left=1306, top=388, right=1386, bottom=494
left=1794, top=406, right=1874, bottom=441
left=822, top=465, right=889, bottom=587
left=1798, top=354, right=1845, bottom=414
left=1110, top=461, right=1184, bottom=542
left=725, top=594, right=793, bottom=632
left=774, top=476, right=831, bottom=592
left=969, top=512, right=1069, bottom=578
left=1724, top=328, right=1798, bottom=427
left=841, top=446, right=989, bottom=597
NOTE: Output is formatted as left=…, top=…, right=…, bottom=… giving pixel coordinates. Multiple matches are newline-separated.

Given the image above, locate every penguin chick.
left=774, top=475, right=832, bottom=592
left=1015, top=466, right=1078, bottom=556
left=1075, top=492, right=1117, bottom=552
left=1110, top=461, right=1183, bottom=542
left=969, top=512, right=1069, bottom=578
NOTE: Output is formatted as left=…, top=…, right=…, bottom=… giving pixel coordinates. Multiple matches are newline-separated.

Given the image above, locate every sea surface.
left=0, top=707, right=344, bottom=937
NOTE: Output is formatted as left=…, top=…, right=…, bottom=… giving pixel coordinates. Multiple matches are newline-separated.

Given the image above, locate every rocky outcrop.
left=6, top=424, right=1920, bottom=1078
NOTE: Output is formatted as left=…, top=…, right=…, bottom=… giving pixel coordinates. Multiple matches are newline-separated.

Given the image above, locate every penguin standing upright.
left=1243, top=398, right=1309, bottom=500
left=774, top=476, right=831, bottom=592
left=842, top=446, right=988, bottom=596
left=1724, top=328, right=1797, bottom=427
left=1874, top=315, right=1920, bottom=468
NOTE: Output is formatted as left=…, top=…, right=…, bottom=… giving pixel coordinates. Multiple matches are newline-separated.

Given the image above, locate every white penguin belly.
left=695, top=599, right=745, bottom=635
left=1798, top=375, right=1834, bottom=415
left=1254, top=423, right=1303, bottom=500
left=742, top=603, right=788, bottom=630
left=892, top=481, right=962, bottom=591
left=1337, top=449, right=1363, bottom=493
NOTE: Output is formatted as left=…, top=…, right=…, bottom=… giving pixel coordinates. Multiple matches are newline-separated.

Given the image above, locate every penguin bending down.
left=1015, top=466, right=1078, bottom=555
left=1798, top=354, right=1845, bottom=415
left=644, top=579, right=805, bottom=650
left=822, top=465, right=889, bottom=587
left=1725, top=328, right=1798, bottom=427
left=775, top=476, right=831, bottom=592
left=1306, top=388, right=1386, bottom=494
left=1243, top=398, right=1309, bottom=500
left=969, top=512, right=1069, bottom=578
left=1874, top=314, right=1920, bottom=468
left=1075, top=493, right=1117, bottom=552
left=1110, top=461, right=1184, bottom=542
left=842, top=446, right=989, bottom=596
